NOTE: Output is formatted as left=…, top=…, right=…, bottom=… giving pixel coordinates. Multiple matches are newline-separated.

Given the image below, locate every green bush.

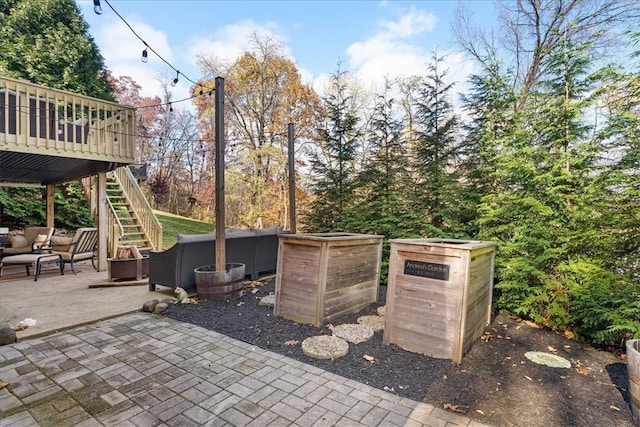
left=563, top=259, right=640, bottom=347
left=0, top=183, right=94, bottom=231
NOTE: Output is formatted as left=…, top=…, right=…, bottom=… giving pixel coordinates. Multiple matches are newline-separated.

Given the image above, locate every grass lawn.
left=154, top=210, right=214, bottom=248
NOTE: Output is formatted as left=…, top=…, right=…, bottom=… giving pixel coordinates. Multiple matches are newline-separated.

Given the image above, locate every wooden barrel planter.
left=628, top=339, right=640, bottom=423
left=194, top=263, right=245, bottom=300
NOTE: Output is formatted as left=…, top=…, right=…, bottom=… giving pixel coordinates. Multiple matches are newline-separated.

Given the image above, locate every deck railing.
left=0, top=76, right=135, bottom=162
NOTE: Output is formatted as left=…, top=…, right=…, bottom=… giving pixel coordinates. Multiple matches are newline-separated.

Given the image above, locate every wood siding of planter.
left=274, top=233, right=383, bottom=327
left=383, top=239, right=496, bottom=364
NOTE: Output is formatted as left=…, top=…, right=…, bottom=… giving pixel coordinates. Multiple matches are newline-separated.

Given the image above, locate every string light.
left=101, top=0, right=202, bottom=88
left=93, top=0, right=102, bottom=15
left=141, top=48, right=148, bottom=63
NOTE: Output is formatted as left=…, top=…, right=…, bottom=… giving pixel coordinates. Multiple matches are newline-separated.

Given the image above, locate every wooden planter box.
left=383, top=239, right=496, bottom=363
left=274, top=233, right=383, bottom=326
left=108, top=256, right=149, bottom=281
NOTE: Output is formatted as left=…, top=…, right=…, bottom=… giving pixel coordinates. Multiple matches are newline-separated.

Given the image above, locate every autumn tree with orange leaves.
left=195, top=33, right=321, bottom=228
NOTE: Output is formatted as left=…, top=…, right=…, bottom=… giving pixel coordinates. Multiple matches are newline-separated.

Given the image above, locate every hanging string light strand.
left=97, top=0, right=201, bottom=88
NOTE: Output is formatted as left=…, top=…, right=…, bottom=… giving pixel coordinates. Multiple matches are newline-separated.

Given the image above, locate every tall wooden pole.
left=287, top=122, right=296, bottom=233
left=215, top=77, right=226, bottom=271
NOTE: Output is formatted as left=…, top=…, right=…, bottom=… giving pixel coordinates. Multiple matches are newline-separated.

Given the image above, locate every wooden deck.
left=0, top=75, right=136, bottom=185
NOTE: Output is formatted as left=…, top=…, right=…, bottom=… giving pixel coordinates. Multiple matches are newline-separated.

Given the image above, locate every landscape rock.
left=153, top=302, right=169, bottom=314
left=0, top=324, right=17, bottom=345
left=377, top=305, right=386, bottom=317
left=142, top=299, right=159, bottom=313
left=258, top=294, right=276, bottom=307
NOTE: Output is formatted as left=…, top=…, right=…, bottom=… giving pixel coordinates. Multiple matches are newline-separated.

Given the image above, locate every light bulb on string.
left=171, top=71, right=179, bottom=87
left=93, top=0, right=102, bottom=14
left=141, top=48, right=148, bottom=63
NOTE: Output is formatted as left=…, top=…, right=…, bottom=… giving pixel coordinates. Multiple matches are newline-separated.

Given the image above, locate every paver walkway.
left=0, top=313, right=491, bottom=427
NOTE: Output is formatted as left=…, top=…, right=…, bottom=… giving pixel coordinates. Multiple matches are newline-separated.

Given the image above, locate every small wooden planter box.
left=274, top=233, right=383, bottom=326
left=383, top=239, right=496, bottom=363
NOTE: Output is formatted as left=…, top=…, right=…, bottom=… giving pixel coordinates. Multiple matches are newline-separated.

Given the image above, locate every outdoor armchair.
left=50, top=228, right=98, bottom=274
left=2, top=226, right=54, bottom=257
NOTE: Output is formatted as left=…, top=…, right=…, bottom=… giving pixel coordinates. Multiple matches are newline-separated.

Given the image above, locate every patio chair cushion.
left=33, top=234, right=49, bottom=249
left=23, top=227, right=54, bottom=246
left=50, top=235, right=74, bottom=252
left=56, top=251, right=94, bottom=262
left=3, top=227, right=54, bottom=257
left=2, top=226, right=54, bottom=257
left=9, top=235, right=28, bottom=248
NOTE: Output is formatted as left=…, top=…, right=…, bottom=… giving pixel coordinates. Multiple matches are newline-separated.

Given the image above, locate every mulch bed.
left=162, top=278, right=634, bottom=427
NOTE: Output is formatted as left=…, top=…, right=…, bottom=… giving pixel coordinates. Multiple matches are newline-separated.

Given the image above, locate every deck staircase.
left=82, top=166, right=162, bottom=256
left=107, top=177, right=152, bottom=250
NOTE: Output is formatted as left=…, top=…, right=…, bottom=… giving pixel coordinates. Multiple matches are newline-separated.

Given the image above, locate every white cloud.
left=378, top=7, right=438, bottom=39
left=98, top=18, right=173, bottom=64
left=347, top=7, right=438, bottom=84
left=345, top=6, right=476, bottom=101
left=93, top=17, right=195, bottom=100
left=188, top=20, right=292, bottom=73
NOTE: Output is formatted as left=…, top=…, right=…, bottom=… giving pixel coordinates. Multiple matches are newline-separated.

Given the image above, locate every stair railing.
left=113, top=166, right=163, bottom=251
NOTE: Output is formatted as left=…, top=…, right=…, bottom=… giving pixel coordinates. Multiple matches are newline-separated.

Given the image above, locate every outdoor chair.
left=1, top=226, right=54, bottom=257
left=50, top=228, right=98, bottom=274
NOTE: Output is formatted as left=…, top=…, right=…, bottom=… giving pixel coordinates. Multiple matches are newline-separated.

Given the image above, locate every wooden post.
left=96, top=172, right=108, bottom=271
left=214, top=77, right=226, bottom=272
left=45, top=185, right=55, bottom=228
left=287, top=122, right=296, bottom=233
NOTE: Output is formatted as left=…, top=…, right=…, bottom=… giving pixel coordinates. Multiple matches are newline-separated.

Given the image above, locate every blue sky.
left=77, top=1, right=496, bottom=101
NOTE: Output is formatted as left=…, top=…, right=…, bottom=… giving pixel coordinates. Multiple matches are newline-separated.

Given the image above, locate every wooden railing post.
left=97, top=171, right=108, bottom=271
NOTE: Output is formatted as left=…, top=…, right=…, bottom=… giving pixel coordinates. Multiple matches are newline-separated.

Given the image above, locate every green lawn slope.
left=154, top=210, right=214, bottom=249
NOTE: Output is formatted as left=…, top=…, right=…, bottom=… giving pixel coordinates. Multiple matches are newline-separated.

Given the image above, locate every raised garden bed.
left=274, top=232, right=383, bottom=326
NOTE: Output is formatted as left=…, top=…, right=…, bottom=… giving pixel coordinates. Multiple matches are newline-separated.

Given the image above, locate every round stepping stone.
left=377, top=306, right=386, bottom=317
left=302, top=335, right=349, bottom=360
left=357, top=315, right=385, bottom=332
left=524, top=351, right=571, bottom=368
left=258, top=294, right=276, bottom=307
left=332, top=324, right=374, bottom=344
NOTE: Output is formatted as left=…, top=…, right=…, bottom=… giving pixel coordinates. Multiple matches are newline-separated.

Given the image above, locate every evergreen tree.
left=345, top=79, right=413, bottom=237
left=340, top=80, right=415, bottom=282
left=411, top=51, right=463, bottom=236
left=303, top=66, right=360, bottom=232
left=0, top=0, right=111, bottom=230
left=564, top=31, right=640, bottom=345
left=459, top=51, right=516, bottom=220
left=0, top=0, right=113, bottom=100
left=478, top=28, right=640, bottom=344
